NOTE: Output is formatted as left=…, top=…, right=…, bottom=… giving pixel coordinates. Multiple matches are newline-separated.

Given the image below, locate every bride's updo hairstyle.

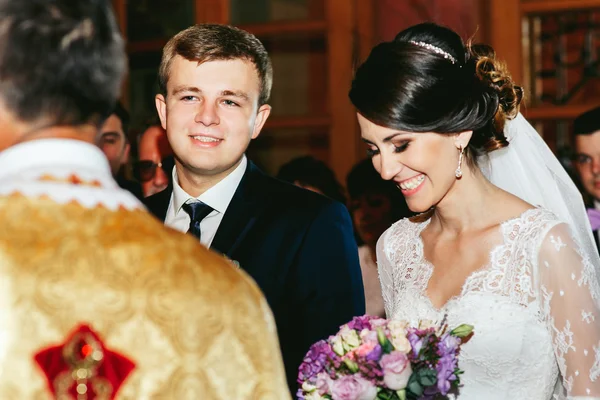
left=349, top=22, right=524, bottom=161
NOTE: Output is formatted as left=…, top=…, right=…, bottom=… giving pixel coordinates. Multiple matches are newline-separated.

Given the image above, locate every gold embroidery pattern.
left=0, top=194, right=290, bottom=399
left=37, top=174, right=103, bottom=188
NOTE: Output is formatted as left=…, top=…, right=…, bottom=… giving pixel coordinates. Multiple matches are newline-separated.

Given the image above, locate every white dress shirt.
left=0, top=139, right=143, bottom=210
left=165, top=156, right=247, bottom=246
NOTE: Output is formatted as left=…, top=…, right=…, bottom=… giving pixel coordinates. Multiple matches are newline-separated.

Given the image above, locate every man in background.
left=0, top=1, right=289, bottom=398
left=573, top=106, right=600, bottom=250
left=97, top=101, right=143, bottom=199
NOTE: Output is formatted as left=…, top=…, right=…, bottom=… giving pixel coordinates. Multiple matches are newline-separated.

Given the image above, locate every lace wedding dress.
left=378, top=207, right=600, bottom=399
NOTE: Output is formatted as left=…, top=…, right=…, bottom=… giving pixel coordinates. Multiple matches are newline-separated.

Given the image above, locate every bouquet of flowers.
left=297, top=315, right=473, bottom=400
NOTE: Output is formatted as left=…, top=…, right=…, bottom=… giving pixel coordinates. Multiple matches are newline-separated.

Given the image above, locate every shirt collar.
left=172, top=155, right=247, bottom=215
left=0, top=138, right=114, bottom=186
left=594, top=200, right=600, bottom=211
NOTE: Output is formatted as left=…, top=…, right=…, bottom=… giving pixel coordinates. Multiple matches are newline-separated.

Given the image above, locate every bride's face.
left=358, top=113, right=460, bottom=213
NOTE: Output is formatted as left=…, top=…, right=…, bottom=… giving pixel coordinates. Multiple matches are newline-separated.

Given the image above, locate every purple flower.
left=436, top=355, right=458, bottom=394
left=298, top=340, right=334, bottom=384
left=365, top=344, right=382, bottom=361
left=347, top=315, right=375, bottom=331
left=435, top=333, right=460, bottom=395
left=441, top=333, right=461, bottom=353
left=407, top=331, right=425, bottom=358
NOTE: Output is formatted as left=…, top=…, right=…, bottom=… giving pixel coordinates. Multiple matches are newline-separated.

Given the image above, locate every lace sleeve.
left=537, top=222, right=600, bottom=398
left=377, top=229, right=395, bottom=318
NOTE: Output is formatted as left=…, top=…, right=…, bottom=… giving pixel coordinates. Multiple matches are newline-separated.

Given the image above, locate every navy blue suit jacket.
left=144, top=160, right=365, bottom=394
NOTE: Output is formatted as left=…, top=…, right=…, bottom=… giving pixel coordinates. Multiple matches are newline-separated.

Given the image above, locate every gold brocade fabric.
left=0, top=194, right=291, bottom=399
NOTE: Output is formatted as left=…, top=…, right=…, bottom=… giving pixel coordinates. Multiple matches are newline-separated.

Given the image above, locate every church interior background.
left=113, top=0, right=600, bottom=183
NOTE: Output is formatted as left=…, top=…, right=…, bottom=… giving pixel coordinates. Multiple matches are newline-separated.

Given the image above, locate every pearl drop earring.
left=455, top=146, right=464, bottom=179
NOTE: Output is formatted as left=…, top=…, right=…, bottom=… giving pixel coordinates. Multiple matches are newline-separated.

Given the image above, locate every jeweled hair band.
left=409, top=40, right=457, bottom=64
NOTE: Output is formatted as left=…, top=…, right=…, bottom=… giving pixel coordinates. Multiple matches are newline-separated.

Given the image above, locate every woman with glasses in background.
left=133, top=124, right=174, bottom=197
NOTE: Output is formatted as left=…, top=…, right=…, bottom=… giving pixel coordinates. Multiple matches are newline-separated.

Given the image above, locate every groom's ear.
left=455, top=130, right=473, bottom=149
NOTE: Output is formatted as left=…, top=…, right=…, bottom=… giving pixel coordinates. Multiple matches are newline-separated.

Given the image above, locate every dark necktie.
left=182, top=201, right=213, bottom=240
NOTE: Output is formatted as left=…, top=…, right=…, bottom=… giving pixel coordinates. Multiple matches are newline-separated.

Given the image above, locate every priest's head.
left=0, top=0, right=126, bottom=150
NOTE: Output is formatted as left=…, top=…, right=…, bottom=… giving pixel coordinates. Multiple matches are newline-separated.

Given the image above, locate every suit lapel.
left=144, top=184, right=172, bottom=222
left=210, top=161, right=268, bottom=258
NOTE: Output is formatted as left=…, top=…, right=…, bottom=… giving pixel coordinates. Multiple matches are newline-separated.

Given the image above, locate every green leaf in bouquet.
left=396, top=389, right=406, bottom=400
left=332, top=336, right=345, bottom=356
left=406, top=374, right=423, bottom=397
left=377, top=328, right=394, bottom=354
left=416, top=368, right=437, bottom=387
left=450, top=324, right=474, bottom=338
left=343, top=358, right=359, bottom=373
left=376, top=389, right=398, bottom=400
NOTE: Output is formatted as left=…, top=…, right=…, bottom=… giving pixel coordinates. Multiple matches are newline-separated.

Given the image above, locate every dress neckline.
left=415, top=207, right=541, bottom=311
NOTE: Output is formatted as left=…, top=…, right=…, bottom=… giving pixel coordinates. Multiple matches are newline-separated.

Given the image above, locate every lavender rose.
left=380, top=351, right=412, bottom=390
left=315, top=372, right=331, bottom=395
left=330, top=374, right=377, bottom=400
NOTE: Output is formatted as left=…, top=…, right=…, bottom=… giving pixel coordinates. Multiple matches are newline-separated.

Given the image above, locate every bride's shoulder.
left=380, top=212, right=430, bottom=244
left=503, top=207, right=566, bottom=246
left=511, top=206, right=563, bottom=229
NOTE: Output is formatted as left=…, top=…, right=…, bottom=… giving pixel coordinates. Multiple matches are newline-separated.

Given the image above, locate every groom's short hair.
left=0, top=0, right=126, bottom=128
left=574, top=106, right=600, bottom=136
left=157, top=24, right=273, bottom=106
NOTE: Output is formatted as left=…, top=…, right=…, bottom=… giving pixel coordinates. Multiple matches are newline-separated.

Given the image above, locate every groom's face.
left=155, top=56, right=271, bottom=181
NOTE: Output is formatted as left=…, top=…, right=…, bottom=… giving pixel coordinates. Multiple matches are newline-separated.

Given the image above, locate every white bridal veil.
left=480, top=112, right=600, bottom=272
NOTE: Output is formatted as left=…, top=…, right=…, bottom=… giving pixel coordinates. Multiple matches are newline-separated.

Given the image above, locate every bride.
left=349, top=22, right=600, bottom=399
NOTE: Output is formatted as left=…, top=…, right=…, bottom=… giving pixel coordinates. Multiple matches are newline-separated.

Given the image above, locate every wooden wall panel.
left=326, top=0, right=360, bottom=181
left=374, top=0, right=482, bottom=43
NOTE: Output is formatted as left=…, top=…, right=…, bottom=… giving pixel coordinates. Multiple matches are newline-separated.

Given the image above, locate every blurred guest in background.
left=573, top=106, right=600, bottom=250
left=134, top=124, right=174, bottom=197
left=276, top=155, right=347, bottom=204
left=347, top=158, right=412, bottom=316
left=97, top=101, right=143, bottom=199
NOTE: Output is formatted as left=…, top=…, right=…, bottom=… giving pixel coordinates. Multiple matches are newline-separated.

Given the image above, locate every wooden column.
left=326, top=0, right=359, bottom=182
left=355, top=0, right=375, bottom=63
left=488, top=0, right=522, bottom=84
left=111, top=0, right=129, bottom=108
left=354, top=0, right=375, bottom=162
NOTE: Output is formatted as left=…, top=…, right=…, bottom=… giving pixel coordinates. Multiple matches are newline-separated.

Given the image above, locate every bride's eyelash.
left=366, top=141, right=409, bottom=157
left=366, top=147, right=379, bottom=157
left=394, top=141, right=410, bottom=153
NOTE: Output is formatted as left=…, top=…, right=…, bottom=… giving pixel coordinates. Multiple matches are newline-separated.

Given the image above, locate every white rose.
left=387, top=321, right=411, bottom=353
left=302, top=381, right=317, bottom=393
left=305, top=391, right=326, bottom=400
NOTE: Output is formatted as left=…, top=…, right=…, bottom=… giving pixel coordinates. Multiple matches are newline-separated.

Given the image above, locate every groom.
left=145, top=23, right=365, bottom=393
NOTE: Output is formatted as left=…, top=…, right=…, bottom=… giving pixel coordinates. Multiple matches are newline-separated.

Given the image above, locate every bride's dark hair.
left=349, top=22, right=523, bottom=160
